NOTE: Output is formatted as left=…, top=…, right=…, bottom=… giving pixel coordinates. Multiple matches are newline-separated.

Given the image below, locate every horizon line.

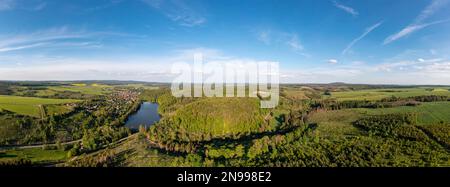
left=1, top=79, right=449, bottom=87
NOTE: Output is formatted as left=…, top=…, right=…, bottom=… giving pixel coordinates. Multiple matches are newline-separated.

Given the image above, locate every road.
left=0, top=133, right=138, bottom=151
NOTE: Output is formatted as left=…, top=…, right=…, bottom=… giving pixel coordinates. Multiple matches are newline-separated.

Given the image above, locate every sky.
left=0, top=0, right=450, bottom=84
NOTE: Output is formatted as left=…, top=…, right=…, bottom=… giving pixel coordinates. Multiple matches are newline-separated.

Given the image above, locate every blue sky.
left=1, top=0, right=450, bottom=84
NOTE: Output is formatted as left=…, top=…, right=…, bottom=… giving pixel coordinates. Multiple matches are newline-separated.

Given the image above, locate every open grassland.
left=330, top=87, right=450, bottom=101
left=44, top=105, right=75, bottom=116
left=123, top=84, right=160, bottom=90
left=0, top=148, right=67, bottom=164
left=350, top=102, right=450, bottom=125
left=0, top=95, right=80, bottom=117
left=35, top=89, right=59, bottom=97
left=308, top=110, right=363, bottom=138
left=48, top=84, right=112, bottom=95
left=282, top=86, right=321, bottom=100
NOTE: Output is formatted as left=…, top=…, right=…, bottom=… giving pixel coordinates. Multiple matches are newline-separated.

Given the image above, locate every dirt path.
left=38, top=104, right=46, bottom=120
left=0, top=139, right=82, bottom=150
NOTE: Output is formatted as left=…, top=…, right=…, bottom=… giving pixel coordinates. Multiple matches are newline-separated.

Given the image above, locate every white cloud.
left=0, top=42, right=49, bottom=52
left=141, top=0, right=206, bottom=27
left=333, top=1, right=359, bottom=16
left=255, top=30, right=309, bottom=56
left=414, top=0, right=448, bottom=23
left=0, top=0, right=47, bottom=11
left=384, top=19, right=450, bottom=45
left=2, top=49, right=450, bottom=85
left=0, top=27, right=89, bottom=51
left=279, top=57, right=450, bottom=85
left=286, top=34, right=304, bottom=52
left=0, top=48, right=277, bottom=82
left=343, top=21, right=383, bottom=54
left=384, top=0, right=450, bottom=45
left=0, top=27, right=142, bottom=53
left=375, top=58, right=446, bottom=72
left=327, top=59, right=338, bottom=64
left=32, top=1, right=46, bottom=11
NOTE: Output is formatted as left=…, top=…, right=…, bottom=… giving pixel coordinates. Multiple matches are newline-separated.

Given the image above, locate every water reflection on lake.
left=125, top=102, right=160, bottom=130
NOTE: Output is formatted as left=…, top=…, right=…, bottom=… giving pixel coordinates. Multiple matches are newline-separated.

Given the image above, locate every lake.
left=124, top=102, right=160, bottom=130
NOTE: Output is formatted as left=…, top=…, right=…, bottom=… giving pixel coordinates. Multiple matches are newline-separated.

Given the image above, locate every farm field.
left=330, top=87, right=450, bottom=101
left=350, top=102, right=450, bottom=125
left=308, top=110, right=363, bottom=138
left=47, top=84, right=113, bottom=95
left=44, top=105, right=75, bottom=116
left=282, top=86, right=321, bottom=100
left=0, top=95, right=80, bottom=117
left=0, top=148, right=67, bottom=164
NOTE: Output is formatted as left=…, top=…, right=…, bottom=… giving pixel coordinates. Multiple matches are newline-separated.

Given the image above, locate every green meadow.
left=0, top=95, right=80, bottom=117
left=48, top=84, right=112, bottom=95
left=330, top=87, right=450, bottom=101
left=0, top=148, right=67, bottom=164
left=351, top=101, right=450, bottom=125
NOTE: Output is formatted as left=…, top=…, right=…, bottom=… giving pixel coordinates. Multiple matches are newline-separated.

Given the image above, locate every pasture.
left=351, top=102, right=450, bottom=125
left=308, top=110, right=363, bottom=138
left=330, top=87, right=450, bottom=101
left=282, top=86, right=321, bottom=100
left=0, top=95, right=80, bottom=117
left=44, top=105, right=75, bottom=116
left=48, top=84, right=112, bottom=95
left=0, top=148, right=67, bottom=164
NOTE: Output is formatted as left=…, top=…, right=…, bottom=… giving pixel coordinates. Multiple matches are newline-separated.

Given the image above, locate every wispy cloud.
left=280, top=57, right=450, bottom=85
left=141, top=0, right=206, bottom=27
left=333, top=1, right=358, bottom=16
left=375, top=58, right=447, bottom=73
left=257, top=30, right=271, bottom=45
left=0, top=0, right=47, bottom=11
left=31, top=1, right=46, bottom=11
left=285, top=34, right=304, bottom=52
left=255, top=29, right=309, bottom=56
left=0, top=27, right=142, bottom=53
left=384, top=19, right=450, bottom=45
left=83, top=0, right=123, bottom=12
left=342, top=21, right=383, bottom=54
left=0, top=0, right=15, bottom=11
left=0, top=27, right=92, bottom=52
left=0, top=42, right=49, bottom=52
left=384, top=0, right=450, bottom=45
left=0, top=48, right=277, bottom=82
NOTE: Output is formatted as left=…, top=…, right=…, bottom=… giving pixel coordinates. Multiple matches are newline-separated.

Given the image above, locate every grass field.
left=45, top=105, right=75, bottom=116
left=48, top=84, right=112, bottom=95
left=330, top=87, right=450, bottom=101
left=308, top=110, right=363, bottom=138
left=0, top=148, right=67, bottom=164
left=35, top=89, right=59, bottom=97
left=282, top=86, right=320, bottom=100
left=309, top=101, right=450, bottom=139
left=123, top=84, right=160, bottom=90
left=351, top=102, right=450, bottom=125
left=0, top=95, right=80, bottom=117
